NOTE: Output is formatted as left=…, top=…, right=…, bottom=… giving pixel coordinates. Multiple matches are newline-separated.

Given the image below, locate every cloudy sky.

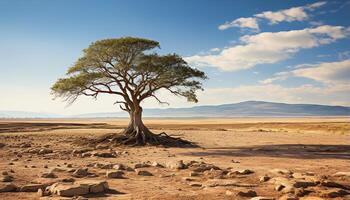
left=0, top=0, right=350, bottom=115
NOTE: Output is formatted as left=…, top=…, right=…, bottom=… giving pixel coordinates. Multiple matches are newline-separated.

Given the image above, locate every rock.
left=237, top=190, right=257, bottom=197
left=113, top=164, right=127, bottom=170
left=106, top=170, right=124, bottom=178
left=226, top=190, right=235, bottom=196
left=320, top=188, right=349, bottom=198
left=189, top=171, right=200, bottom=177
left=151, top=162, right=164, bottom=168
left=20, top=184, right=46, bottom=192
left=166, top=160, right=185, bottom=170
left=182, top=177, right=196, bottom=181
left=37, top=188, right=50, bottom=197
left=294, top=188, right=310, bottom=197
left=0, top=183, right=17, bottom=192
left=72, top=168, right=89, bottom=178
left=293, top=180, right=317, bottom=188
left=38, top=148, right=53, bottom=155
left=81, top=152, right=92, bottom=157
left=0, top=143, right=5, bottom=148
left=72, top=148, right=93, bottom=154
left=236, top=169, right=254, bottom=175
left=321, top=180, right=347, bottom=189
left=332, top=171, right=350, bottom=177
left=251, top=197, right=275, bottom=200
left=20, top=143, right=31, bottom=148
left=279, top=194, right=298, bottom=200
left=41, top=172, right=57, bottom=178
left=189, top=182, right=202, bottom=187
left=204, top=169, right=225, bottom=179
left=275, top=184, right=285, bottom=191
left=134, top=163, right=150, bottom=169
left=92, top=152, right=116, bottom=158
left=260, top=175, right=270, bottom=182
left=269, top=169, right=292, bottom=175
left=136, top=170, right=153, bottom=176
left=190, top=162, right=220, bottom=172
left=204, top=179, right=256, bottom=187
left=1, top=175, right=13, bottom=182
left=62, top=178, right=75, bottom=182
left=49, top=182, right=89, bottom=197
left=94, top=162, right=114, bottom=169
left=78, top=180, right=109, bottom=193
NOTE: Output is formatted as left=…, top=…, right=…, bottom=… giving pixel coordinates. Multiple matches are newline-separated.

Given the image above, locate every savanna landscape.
left=1, top=1, right=350, bottom=200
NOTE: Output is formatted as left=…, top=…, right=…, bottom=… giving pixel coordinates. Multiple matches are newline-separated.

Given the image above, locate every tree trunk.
left=122, top=106, right=154, bottom=145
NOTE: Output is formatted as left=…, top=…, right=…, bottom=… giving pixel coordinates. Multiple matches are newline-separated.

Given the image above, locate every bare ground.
left=0, top=117, right=349, bottom=199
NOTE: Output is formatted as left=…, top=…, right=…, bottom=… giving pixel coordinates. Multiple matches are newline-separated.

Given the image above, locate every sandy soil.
left=0, top=117, right=349, bottom=200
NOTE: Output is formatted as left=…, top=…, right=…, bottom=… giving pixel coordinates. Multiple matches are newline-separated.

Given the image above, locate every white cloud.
left=293, top=60, right=350, bottom=84
left=219, top=1, right=326, bottom=31
left=186, top=25, right=349, bottom=71
left=261, top=60, right=350, bottom=85
left=195, top=84, right=350, bottom=107
left=219, top=17, right=259, bottom=31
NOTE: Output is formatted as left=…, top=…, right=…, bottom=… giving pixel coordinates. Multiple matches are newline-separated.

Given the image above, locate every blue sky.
left=0, top=0, right=350, bottom=114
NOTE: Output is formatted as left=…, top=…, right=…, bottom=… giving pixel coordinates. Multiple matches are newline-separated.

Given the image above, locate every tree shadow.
left=180, top=144, right=350, bottom=160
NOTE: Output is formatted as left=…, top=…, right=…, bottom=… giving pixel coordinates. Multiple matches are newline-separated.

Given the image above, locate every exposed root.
left=93, top=129, right=197, bottom=148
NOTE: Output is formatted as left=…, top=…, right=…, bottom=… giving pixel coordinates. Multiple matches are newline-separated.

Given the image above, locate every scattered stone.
left=189, top=182, right=202, bottom=187
left=1, top=175, right=13, bottom=182
left=269, top=169, right=292, bottom=175
left=332, top=171, right=350, bottom=177
left=134, top=163, right=150, bottom=169
left=320, top=188, right=349, bottom=198
left=321, top=180, right=347, bottom=189
left=49, top=180, right=109, bottom=197
left=92, top=152, right=116, bottom=158
left=20, top=143, right=31, bottom=148
left=136, top=170, right=153, bottom=176
left=94, top=162, right=114, bottom=169
left=237, top=190, right=257, bottom=197
left=20, top=184, right=46, bottom=192
left=279, top=194, right=298, bottom=200
left=260, top=175, right=270, bottom=182
left=0, top=143, right=5, bottom=148
left=151, top=162, right=164, bottom=168
left=204, top=169, right=225, bottom=179
left=190, top=162, right=220, bottom=172
left=189, top=171, right=200, bottom=177
left=0, top=183, right=17, bottom=192
left=41, top=172, right=57, bottom=178
left=166, top=160, right=185, bottom=170
left=1, top=172, right=8, bottom=176
left=62, top=178, right=75, bottom=182
left=236, top=169, right=254, bottom=175
left=38, top=148, right=53, bottom=155
left=81, top=152, right=92, bottom=157
left=106, top=170, right=124, bottom=178
left=72, top=168, right=89, bottom=178
left=72, top=148, right=93, bottom=154
left=182, top=177, right=196, bottom=181
left=251, top=197, right=275, bottom=200
left=37, top=188, right=50, bottom=197
left=293, top=180, right=318, bottom=188
left=275, top=184, right=285, bottom=191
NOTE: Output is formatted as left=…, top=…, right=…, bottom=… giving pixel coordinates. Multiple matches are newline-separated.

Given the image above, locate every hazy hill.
left=1, top=101, right=350, bottom=118
left=73, top=101, right=350, bottom=118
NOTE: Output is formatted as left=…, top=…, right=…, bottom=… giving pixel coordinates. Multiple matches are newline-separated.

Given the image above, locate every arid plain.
left=0, top=117, right=349, bottom=200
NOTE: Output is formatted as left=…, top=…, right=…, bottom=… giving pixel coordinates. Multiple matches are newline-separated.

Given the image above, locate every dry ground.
left=0, top=117, right=349, bottom=200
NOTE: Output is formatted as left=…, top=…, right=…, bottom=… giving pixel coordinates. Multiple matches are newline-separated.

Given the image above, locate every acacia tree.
left=51, top=37, right=207, bottom=146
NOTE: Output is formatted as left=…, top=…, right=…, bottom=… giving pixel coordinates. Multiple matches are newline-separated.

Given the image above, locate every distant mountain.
left=0, top=111, right=62, bottom=118
left=1, top=101, right=350, bottom=118
left=72, top=101, right=350, bottom=118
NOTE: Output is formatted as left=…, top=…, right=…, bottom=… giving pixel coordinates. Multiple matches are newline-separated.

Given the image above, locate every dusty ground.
left=0, top=117, right=349, bottom=200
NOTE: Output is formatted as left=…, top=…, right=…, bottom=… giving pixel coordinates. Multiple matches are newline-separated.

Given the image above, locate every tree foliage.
left=51, top=37, right=207, bottom=112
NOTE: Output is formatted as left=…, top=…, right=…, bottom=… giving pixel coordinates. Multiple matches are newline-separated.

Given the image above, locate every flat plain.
left=0, top=117, right=349, bottom=199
